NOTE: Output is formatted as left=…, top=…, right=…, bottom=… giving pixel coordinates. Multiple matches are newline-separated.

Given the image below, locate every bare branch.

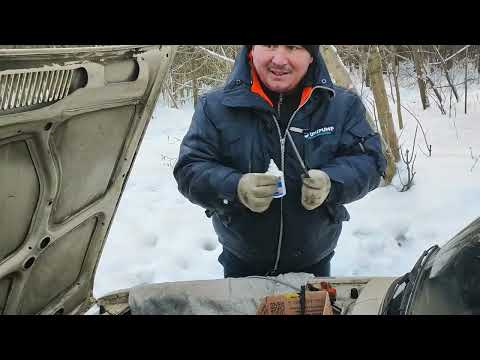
left=426, top=88, right=446, bottom=115
left=197, top=46, right=235, bottom=64
left=428, top=45, right=471, bottom=65
left=433, top=78, right=478, bottom=89
left=417, top=144, right=431, bottom=158
left=399, top=125, right=419, bottom=192
left=382, top=46, right=411, bottom=61
left=385, top=92, right=432, bottom=156
left=433, top=45, right=460, bottom=102
left=470, top=147, right=479, bottom=172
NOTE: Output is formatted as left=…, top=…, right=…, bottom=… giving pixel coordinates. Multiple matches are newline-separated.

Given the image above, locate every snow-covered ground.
left=93, top=69, right=480, bottom=298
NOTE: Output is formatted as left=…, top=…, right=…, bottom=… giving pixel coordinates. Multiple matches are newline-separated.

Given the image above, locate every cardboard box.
left=256, top=290, right=333, bottom=315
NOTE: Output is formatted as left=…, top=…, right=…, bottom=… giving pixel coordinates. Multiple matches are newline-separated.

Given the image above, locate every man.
left=173, top=45, right=386, bottom=278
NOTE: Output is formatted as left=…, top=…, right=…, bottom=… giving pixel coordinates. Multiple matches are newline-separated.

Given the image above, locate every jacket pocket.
left=345, top=121, right=386, bottom=174
left=325, top=204, right=350, bottom=224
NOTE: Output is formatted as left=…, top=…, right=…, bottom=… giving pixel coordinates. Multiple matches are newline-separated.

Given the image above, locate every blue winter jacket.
left=173, top=46, right=386, bottom=274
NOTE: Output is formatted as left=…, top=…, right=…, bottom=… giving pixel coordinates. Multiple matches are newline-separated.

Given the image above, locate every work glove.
left=237, top=173, right=278, bottom=213
left=301, top=169, right=331, bottom=210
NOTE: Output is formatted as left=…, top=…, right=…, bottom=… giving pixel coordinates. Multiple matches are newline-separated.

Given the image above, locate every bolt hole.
left=350, top=288, right=359, bottom=299
left=166, top=53, right=169, bottom=58
left=17, top=130, right=22, bottom=134
left=48, top=200, right=53, bottom=206
left=122, top=174, right=125, bottom=178
left=24, top=257, right=35, bottom=269
left=54, top=308, right=64, bottom=315
left=40, top=237, right=50, bottom=249
left=44, top=122, right=53, bottom=131
left=28, top=246, right=32, bottom=250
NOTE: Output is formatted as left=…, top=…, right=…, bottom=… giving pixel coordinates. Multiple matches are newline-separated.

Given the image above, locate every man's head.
left=251, top=45, right=315, bottom=93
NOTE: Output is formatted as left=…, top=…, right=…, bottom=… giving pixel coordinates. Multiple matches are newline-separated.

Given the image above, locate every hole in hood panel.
left=104, top=59, right=139, bottom=84
left=19, top=217, right=97, bottom=315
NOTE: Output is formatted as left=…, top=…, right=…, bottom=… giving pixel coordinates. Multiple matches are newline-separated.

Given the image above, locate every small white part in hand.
left=266, top=159, right=286, bottom=198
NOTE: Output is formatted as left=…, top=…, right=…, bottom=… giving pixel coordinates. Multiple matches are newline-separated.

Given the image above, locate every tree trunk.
left=465, top=48, right=468, bottom=114
left=425, top=75, right=446, bottom=115
left=319, top=45, right=396, bottom=184
left=368, top=46, right=400, bottom=166
left=412, top=46, right=430, bottom=110
left=449, top=88, right=453, bottom=118
left=391, top=46, right=404, bottom=129
left=192, top=76, right=198, bottom=107
left=364, top=55, right=371, bottom=88
left=167, top=87, right=179, bottom=109
left=420, top=56, right=446, bottom=115
left=445, top=46, right=454, bottom=71
left=387, top=57, right=396, bottom=104
left=320, top=45, right=357, bottom=91
left=477, top=53, right=480, bottom=84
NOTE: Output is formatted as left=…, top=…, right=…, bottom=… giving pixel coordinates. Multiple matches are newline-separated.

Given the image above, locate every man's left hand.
left=301, top=169, right=331, bottom=210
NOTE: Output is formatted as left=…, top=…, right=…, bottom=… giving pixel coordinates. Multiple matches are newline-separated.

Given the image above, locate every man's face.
left=252, top=45, right=314, bottom=93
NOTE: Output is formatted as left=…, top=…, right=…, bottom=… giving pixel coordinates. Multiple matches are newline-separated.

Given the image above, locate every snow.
left=93, top=70, right=480, bottom=299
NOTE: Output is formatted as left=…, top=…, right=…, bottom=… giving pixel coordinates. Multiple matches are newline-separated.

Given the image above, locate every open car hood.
left=0, top=45, right=177, bottom=314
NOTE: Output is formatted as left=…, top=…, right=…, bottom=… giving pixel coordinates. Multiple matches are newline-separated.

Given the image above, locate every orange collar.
left=248, top=49, right=313, bottom=110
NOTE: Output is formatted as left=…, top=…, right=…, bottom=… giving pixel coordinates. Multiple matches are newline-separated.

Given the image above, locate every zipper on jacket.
left=277, top=93, right=283, bottom=118
left=269, top=115, right=284, bottom=275
left=267, top=86, right=323, bottom=275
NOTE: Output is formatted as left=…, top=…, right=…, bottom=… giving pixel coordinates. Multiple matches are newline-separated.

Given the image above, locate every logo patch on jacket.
left=304, top=126, right=335, bottom=140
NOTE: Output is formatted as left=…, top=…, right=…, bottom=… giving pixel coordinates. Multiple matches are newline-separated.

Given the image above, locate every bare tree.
left=434, top=45, right=460, bottom=102
left=465, top=47, right=468, bottom=114
left=412, top=45, right=430, bottom=110
left=320, top=45, right=397, bottom=184
left=398, top=125, right=418, bottom=192
left=368, top=46, right=400, bottom=166
left=163, top=45, right=241, bottom=107
left=383, top=46, right=396, bottom=104
left=390, top=45, right=404, bottom=129
left=424, top=75, right=446, bottom=115
left=361, top=45, right=371, bottom=88
left=477, top=51, right=480, bottom=84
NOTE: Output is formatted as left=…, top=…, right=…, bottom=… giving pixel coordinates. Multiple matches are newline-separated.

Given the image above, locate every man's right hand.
left=237, top=173, right=278, bottom=213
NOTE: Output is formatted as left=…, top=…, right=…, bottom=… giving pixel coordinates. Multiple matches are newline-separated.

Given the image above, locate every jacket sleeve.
left=322, top=95, right=387, bottom=205
left=173, top=96, right=243, bottom=213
